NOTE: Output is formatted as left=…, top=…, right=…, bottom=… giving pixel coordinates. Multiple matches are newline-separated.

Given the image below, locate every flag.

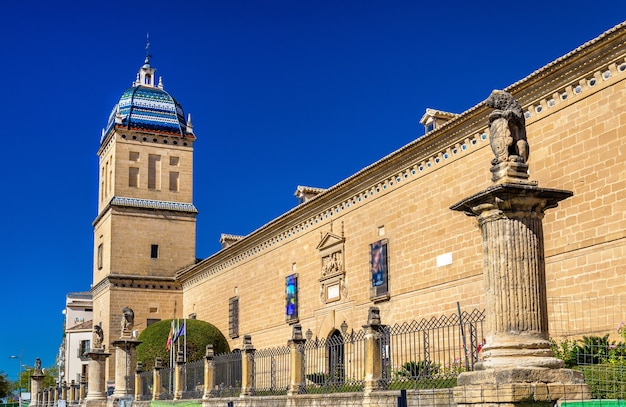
left=166, top=321, right=174, bottom=351
left=173, top=321, right=185, bottom=343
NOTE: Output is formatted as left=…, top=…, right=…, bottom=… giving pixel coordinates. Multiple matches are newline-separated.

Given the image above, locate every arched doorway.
left=327, top=329, right=345, bottom=384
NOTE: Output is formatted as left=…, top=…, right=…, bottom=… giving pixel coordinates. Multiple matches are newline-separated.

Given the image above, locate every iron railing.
left=252, top=345, right=290, bottom=395
left=381, top=308, right=486, bottom=390
left=213, top=350, right=242, bottom=397
left=303, top=329, right=366, bottom=393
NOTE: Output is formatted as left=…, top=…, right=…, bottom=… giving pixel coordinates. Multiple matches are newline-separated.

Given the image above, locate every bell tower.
left=91, top=43, right=197, bottom=380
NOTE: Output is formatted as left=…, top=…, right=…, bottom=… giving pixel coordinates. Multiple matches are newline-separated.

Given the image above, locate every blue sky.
left=0, top=0, right=623, bottom=379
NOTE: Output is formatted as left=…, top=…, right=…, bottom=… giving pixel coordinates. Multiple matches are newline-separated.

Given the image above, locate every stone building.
left=89, top=22, right=626, bottom=382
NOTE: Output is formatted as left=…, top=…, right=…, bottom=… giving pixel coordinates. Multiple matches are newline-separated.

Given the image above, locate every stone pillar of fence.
left=61, top=380, right=68, bottom=402
left=42, top=388, right=48, bottom=407
left=287, top=324, right=306, bottom=396
left=173, top=350, right=184, bottom=400
left=451, top=90, right=589, bottom=407
left=363, top=307, right=383, bottom=393
left=85, top=348, right=110, bottom=402
left=202, top=345, right=215, bottom=399
left=29, top=364, right=45, bottom=407
left=79, top=376, right=86, bottom=403
left=134, top=361, right=143, bottom=401
left=240, top=335, right=255, bottom=397
left=152, top=357, right=164, bottom=400
left=53, top=384, right=59, bottom=407
left=68, top=380, right=76, bottom=404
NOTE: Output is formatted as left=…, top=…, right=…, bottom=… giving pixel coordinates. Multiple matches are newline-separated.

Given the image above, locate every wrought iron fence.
left=252, top=344, right=291, bottom=395
left=138, top=369, right=153, bottom=400
left=303, top=329, right=366, bottom=393
left=181, top=358, right=205, bottom=399
left=213, top=350, right=242, bottom=397
left=381, top=308, right=485, bottom=390
left=158, top=367, right=174, bottom=400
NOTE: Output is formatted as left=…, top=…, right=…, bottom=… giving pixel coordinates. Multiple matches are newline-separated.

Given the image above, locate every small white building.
left=60, top=292, right=93, bottom=384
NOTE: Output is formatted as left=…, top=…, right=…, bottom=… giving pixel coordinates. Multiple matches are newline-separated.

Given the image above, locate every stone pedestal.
left=173, top=351, right=184, bottom=400
left=29, top=372, right=45, bottom=407
left=85, top=349, right=111, bottom=402
left=363, top=307, right=383, bottom=393
left=202, top=346, right=215, bottom=400
left=240, top=335, right=255, bottom=397
left=451, top=183, right=589, bottom=406
left=111, top=338, right=142, bottom=398
left=287, top=325, right=306, bottom=396
left=152, top=358, right=164, bottom=400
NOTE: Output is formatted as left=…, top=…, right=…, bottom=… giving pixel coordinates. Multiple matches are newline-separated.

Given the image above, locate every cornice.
left=92, top=196, right=198, bottom=226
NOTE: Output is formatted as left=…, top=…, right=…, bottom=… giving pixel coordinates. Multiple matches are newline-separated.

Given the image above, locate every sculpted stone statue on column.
left=485, top=90, right=531, bottom=184
left=93, top=325, right=104, bottom=350
left=121, top=307, right=135, bottom=337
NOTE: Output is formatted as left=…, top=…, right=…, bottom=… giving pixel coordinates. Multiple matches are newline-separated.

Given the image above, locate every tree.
left=136, top=319, right=230, bottom=370
left=0, top=371, right=11, bottom=400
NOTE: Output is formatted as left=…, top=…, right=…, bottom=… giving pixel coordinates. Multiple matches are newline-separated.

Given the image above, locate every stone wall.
left=179, top=24, right=626, bottom=352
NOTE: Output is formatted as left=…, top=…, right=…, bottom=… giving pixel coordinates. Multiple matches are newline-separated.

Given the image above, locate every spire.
left=137, top=34, right=157, bottom=87
left=144, top=33, right=152, bottom=67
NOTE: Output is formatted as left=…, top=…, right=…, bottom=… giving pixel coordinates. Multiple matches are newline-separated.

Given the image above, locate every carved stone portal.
left=317, top=229, right=347, bottom=303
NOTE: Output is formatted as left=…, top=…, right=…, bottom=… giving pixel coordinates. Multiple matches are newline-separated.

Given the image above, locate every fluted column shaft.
left=451, top=183, right=572, bottom=369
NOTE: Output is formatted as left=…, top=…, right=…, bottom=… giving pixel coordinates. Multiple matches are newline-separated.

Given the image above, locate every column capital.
left=450, top=183, right=572, bottom=219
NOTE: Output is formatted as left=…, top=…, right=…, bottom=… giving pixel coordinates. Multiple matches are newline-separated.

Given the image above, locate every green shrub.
left=136, top=319, right=229, bottom=370
left=580, top=362, right=626, bottom=399
left=395, top=360, right=440, bottom=378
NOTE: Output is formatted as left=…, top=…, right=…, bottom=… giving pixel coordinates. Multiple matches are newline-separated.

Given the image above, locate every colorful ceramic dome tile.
left=101, top=58, right=194, bottom=144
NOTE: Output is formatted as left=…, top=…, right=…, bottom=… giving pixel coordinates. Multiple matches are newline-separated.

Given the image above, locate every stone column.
left=111, top=338, right=142, bottom=398
left=451, top=90, right=589, bottom=407
left=240, top=335, right=255, bottom=397
left=287, top=324, right=306, bottom=396
left=152, top=358, right=163, bottom=400
left=42, top=388, right=48, bottom=407
left=202, top=345, right=215, bottom=400
left=53, top=384, right=59, bottom=406
left=134, top=361, right=143, bottom=401
left=173, top=351, right=184, bottom=400
left=363, top=307, right=383, bottom=393
left=84, top=349, right=111, bottom=401
left=452, top=184, right=573, bottom=369
left=29, top=368, right=45, bottom=407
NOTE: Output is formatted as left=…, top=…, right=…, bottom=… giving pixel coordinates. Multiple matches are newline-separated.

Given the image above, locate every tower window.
left=170, top=156, right=179, bottom=166
left=97, top=244, right=103, bottom=270
left=151, top=244, right=159, bottom=259
left=148, top=154, right=161, bottom=190
left=169, top=172, right=179, bottom=192
left=129, top=167, right=139, bottom=188
left=129, top=152, right=139, bottom=161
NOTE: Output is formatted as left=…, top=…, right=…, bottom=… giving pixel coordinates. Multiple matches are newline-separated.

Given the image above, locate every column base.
left=454, top=367, right=589, bottom=407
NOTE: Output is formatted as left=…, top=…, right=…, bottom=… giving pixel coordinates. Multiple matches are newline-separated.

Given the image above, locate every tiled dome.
left=101, top=57, right=194, bottom=143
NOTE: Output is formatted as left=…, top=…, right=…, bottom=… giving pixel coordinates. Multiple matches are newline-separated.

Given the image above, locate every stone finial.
left=155, top=357, right=163, bottom=369
left=242, top=334, right=254, bottom=351
left=136, top=361, right=143, bottom=373
left=291, top=324, right=303, bottom=340
left=121, top=307, right=134, bottom=337
left=205, top=344, right=214, bottom=359
left=367, top=306, right=381, bottom=325
left=485, top=90, right=531, bottom=184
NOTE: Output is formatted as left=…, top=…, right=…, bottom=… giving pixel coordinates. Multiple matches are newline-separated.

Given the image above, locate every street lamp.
left=9, top=354, right=22, bottom=407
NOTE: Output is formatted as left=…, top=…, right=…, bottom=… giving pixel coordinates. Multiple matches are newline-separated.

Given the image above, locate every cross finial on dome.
left=144, top=33, right=152, bottom=66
